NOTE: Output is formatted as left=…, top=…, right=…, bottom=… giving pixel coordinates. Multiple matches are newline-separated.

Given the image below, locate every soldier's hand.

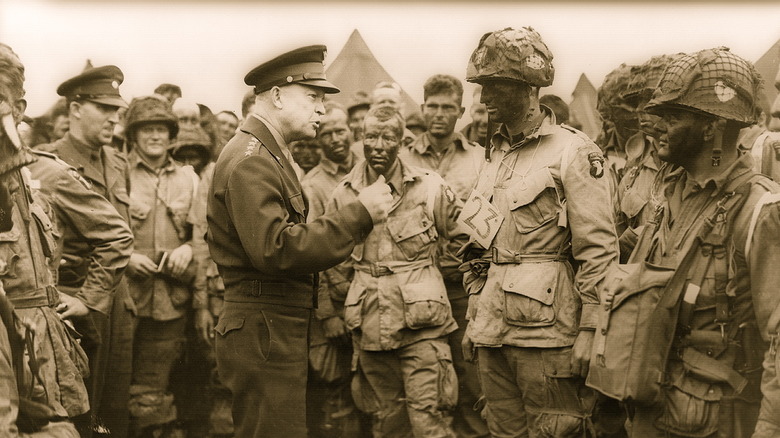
left=56, top=293, right=89, bottom=319
left=357, top=175, right=393, bottom=223
left=323, top=316, right=348, bottom=342
left=127, top=253, right=157, bottom=279
left=167, top=244, right=193, bottom=277
left=462, top=332, right=476, bottom=362
left=571, top=330, right=595, bottom=377
left=194, top=308, right=215, bottom=345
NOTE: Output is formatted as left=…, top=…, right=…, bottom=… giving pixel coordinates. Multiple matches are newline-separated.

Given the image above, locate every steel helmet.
left=466, top=27, right=554, bottom=88
left=124, top=95, right=179, bottom=143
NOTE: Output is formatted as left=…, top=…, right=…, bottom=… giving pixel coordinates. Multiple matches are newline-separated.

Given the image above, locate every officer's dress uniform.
left=125, top=151, right=199, bottom=430
left=330, top=158, right=463, bottom=438
left=465, top=109, right=618, bottom=437
left=0, top=168, right=90, bottom=419
left=207, top=114, right=374, bottom=438
left=626, top=154, right=779, bottom=438
left=41, top=131, right=137, bottom=435
left=400, top=131, right=489, bottom=437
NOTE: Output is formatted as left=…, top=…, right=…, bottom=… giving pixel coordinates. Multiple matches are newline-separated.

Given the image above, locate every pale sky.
left=3, top=1, right=780, bottom=120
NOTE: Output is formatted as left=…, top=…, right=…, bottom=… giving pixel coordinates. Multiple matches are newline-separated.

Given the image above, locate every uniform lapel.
left=55, top=136, right=108, bottom=194
left=241, top=116, right=302, bottom=192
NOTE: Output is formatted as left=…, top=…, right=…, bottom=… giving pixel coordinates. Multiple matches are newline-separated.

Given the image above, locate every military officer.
left=461, top=27, right=618, bottom=437
left=40, top=64, right=136, bottom=437
left=206, top=45, right=392, bottom=437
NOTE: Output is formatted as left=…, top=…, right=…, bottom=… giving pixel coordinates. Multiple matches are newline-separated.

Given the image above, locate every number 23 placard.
left=457, top=190, right=504, bottom=249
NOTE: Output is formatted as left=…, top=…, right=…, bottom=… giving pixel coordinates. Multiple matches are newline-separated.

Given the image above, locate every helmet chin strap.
left=485, top=113, right=493, bottom=162
left=0, top=101, right=21, bottom=150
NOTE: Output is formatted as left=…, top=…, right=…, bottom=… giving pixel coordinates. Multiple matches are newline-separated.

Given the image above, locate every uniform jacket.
left=466, top=110, right=618, bottom=349
left=0, top=171, right=89, bottom=417
left=127, top=152, right=199, bottom=321
left=206, top=115, right=373, bottom=308
left=331, top=159, right=464, bottom=351
left=26, top=151, right=133, bottom=315
left=401, top=132, right=483, bottom=285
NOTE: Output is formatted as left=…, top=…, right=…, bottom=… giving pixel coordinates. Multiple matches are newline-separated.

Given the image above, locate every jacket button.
left=601, top=328, right=607, bottom=335
left=547, top=288, right=552, bottom=293
left=508, top=283, right=514, bottom=288
left=706, top=350, right=713, bottom=356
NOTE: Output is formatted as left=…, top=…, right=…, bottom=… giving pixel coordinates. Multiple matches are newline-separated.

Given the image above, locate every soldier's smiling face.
left=134, top=122, right=172, bottom=161
left=363, top=115, right=402, bottom=176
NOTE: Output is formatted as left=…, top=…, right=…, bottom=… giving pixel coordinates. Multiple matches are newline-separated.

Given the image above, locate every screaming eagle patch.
left=588, top=152, right=605, bottom=179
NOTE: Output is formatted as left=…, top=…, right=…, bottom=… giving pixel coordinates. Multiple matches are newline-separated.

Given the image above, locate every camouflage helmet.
left=621, top=54, right=677, bottom=108
left=645, top=47, right=762, bottom=127
left=124, top=95, right=179, bottom=143
left=597, top=63, right=634, bottom=122
left=466, top=27, right=554, bottom=88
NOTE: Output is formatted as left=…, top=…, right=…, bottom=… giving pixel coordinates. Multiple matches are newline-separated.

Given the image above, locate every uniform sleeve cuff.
left=579, top=303, right=599, bottom=330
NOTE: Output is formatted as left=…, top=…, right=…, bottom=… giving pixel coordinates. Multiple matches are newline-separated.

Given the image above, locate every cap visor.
left=299, top=79, right=340, bottom=94
left=87, top=96, right=128, bottom=109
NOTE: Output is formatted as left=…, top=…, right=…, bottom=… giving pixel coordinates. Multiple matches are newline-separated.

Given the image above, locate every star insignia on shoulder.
left=245, top=138, right=259, bottom=157
left=68, top=168, right=92, bottom=189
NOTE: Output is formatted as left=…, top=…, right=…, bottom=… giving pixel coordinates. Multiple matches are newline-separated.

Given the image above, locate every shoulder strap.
left=745, top=191, right=780, bottom=262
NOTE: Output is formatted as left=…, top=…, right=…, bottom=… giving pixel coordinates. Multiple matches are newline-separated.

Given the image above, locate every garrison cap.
left=244, top=45, right=340, bottom=95
left=57, top=65, right=127, bottom=108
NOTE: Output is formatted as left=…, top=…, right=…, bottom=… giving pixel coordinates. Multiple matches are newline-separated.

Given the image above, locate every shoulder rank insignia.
left=244, top=138, right=259, bottom=157
left=588, top=152, right=605, bottom=179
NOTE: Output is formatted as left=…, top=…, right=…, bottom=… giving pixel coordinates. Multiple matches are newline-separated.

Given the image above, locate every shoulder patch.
left=443, top=185, right=457, bottom=204
left=588, top=151, right=605, bottom=179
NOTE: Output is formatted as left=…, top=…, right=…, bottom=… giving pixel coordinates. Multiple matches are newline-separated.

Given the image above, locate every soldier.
left=589, top=47, right=780, bottom=438
left=400, top=74, right=488, bottom=437
left=302, top=103, right=366, bottom=437
left=206, top=45, right=392, bottom=437
left=460, top=85, right=489, bottom=147
left=329, top=105, right=463, bottom=437
left=743, top=69, right=780, bottom=180
left=38, top=63, right=137, bottom=437
left=615, top=54, right=675, bottom=261
left=460, top=27, right=618, bottom=437
left=347, top=90, right=371, bottom=142
left=120, top=96, right=200, bottom=437
left=0, top=41, right=90, bottom=429
left=290, top=138, right=322, bottom=175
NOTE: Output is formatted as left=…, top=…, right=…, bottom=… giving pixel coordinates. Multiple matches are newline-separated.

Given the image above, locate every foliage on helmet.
left=622, top=54, right=678, bottom=108
left=466, top=27, right=554, bottom=87
left=124, top=95, right=179, bottom=142
left=645, top=47, right=762, bottom=126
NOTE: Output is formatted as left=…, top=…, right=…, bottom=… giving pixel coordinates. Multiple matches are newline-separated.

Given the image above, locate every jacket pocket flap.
left=115, top=187, right=131, bottom=205
left=502, top=263, right=558, bottom=305
left=400, top=281, right=447, bottom=304
left=214, top=316, right=244, bottom=336
left=508, top=168, right=556, bottom=210
left=542, top=347, right=573, bottom=378
left=386, top=209, right=433, bottom=242
left=620, top=189, right=648, bottom=219
left=344, top=282, right=367, bottom=306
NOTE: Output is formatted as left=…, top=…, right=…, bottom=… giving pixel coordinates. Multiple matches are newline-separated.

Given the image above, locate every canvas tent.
left=568, top=73, right=600, bottom=140
left=325, top=29, right=419, bottom=116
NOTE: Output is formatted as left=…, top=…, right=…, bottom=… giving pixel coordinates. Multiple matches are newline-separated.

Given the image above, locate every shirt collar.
left=66, top=132, right=102, bottom=161
left=665, top=152, right=755, bottom=197
left=345, top=157, right=425, bottom=192
left=318, top=152, right=356, bottom=176
left=128, top=150, right=177, bottom=173
left=491, top=105, right=557, bottom=152
left=410, top=131, right=470, bottom=155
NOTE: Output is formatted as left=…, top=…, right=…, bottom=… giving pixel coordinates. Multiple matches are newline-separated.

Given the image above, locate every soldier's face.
left=480, top=80, right=531, bottom=125
left=423, top=93, right=464, bottom=139
left=348, top=107, right=368, bottom=141
left=279, top=84, right=326, bottom=142
left=50, top=115, right=69, bottom=140
left=174, top=108, right=200, bottom=131
left=134, top=122, right=172, bottom=162
left=216, top=112, right=238, bottom=142
left=769, top=92, right=780, bottom=132
left=173, top=146, right=208, bottom=175
left=371, top=88, right=401, bottom=111
left=656, top=109, right=707, bottom=166
left=318, top=109, right=352, bottom=163
left=363, top=116, right=401, bottom=176
left=76, top=101, right=120, bottom=146
left=470, top=102, right=488, bottom=140
left=290, top=141, right=321, bottom=172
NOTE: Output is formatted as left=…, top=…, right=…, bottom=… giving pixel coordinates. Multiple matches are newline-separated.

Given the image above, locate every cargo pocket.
left=30, top=202, right=57, bottom=258
left=344, top=283, right=367, bottom=330
left=214, top=316, right=244, bottom=337
left=507, top=168, right=560, bottom=234
left=654, top=368, right=721, bottom=437
left=432, top=341, right=458, bottom=410
left=129, top=199, right=151, bottom=225
left=386, top=205, right=437, bottom=261
left=0, top=222, right=21, bottom=278
left=400, top=281, right=449, bottom=330
left=503, top=263, right=557, bottom=327
left=620, top=188, right=648, bottom=223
